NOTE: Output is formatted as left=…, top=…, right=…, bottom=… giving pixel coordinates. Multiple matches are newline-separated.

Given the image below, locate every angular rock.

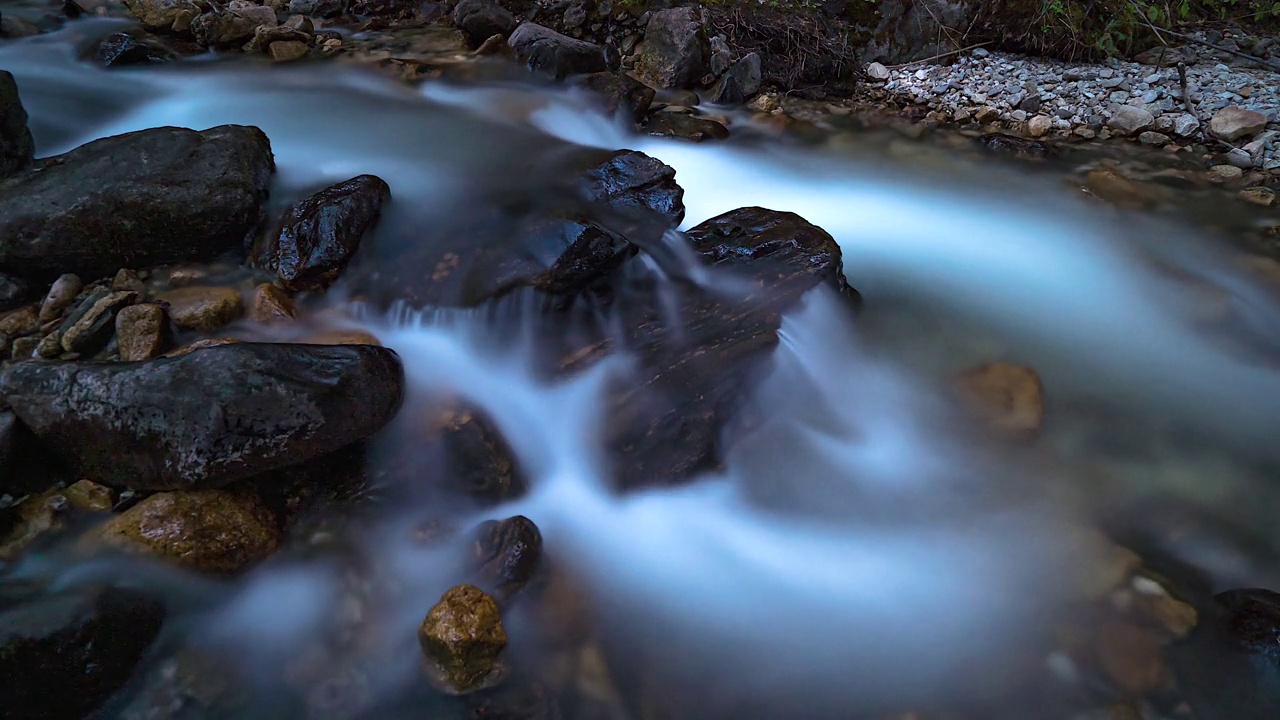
left=419, top=584, right=508, bottom=695
left=1209, top=106, right=1268, bottom=142
left=863, top=0, right=970, bottom=64
left=0, top=585, right=165, bottom=720
left=61, top=290, right=137, bottom=354
left=0, top=70, right=34, bottom=178
left=954, top=361, right=1044, bottom=440
left=243, top=24, right=311, bottom=53
left=1172, top=113, right=1201, bottom=137
left=123, top=0, right=205, bottom=29
left=98, top=489, right=280, bottom=573
left=508, top=23, right=607, bottom=79
left=0, top=343, right=405, bottom=490
left=63, top=479, right=115, bottom=512
left=707, top=52, right=761, bottom=105
left=633, top=6, right=708, bottom=89
left=1027, top=115, right=1052, bottom=138
left=0, top=305, right=38, bottom=337
left=0, top=126, right=274, bottom=281
left=112, top=268, right=146, bottom=293
left=157, top=285, right=242, bottom=331
left=1107, top=105, right=1155, bottom=136
left=255, top=175, right=391, bottom=292
left=866, top=62, right=890, bottom=81
left=116, top=303, right=167, bottom=361
left=191, top=5, right=278, bottom=47
left=470, top=515, right=542, bottom=603
left=1173, top=588, right=1280, bottom=720
left=643, top=112, right=729, bottom=142
left=574, top=71, right=655, bottom=124
left=269, top=40, right=310, bottom=62
left=93, top=30, right=179, bottom=67
left=578, top=149, right=684, bottom=227
left=453, top=0, right=517, bottom=45
left=249, top=283, right=295, bottom=323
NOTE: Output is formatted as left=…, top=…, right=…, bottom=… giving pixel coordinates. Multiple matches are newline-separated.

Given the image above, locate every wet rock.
left=0, top=585, right=165, bottom=719
left=98, top=489, right=281, bottom=573
left=192, top=5, right=278, bottom=47
left=0, top=342, right=405, bottom=490
left=1240, top=187, right=1277, bottom=206
left=1082, top=168, right=1168, bottom=208
left=0, top=304, right=38, bottom=337
left=1172, top=588, right=1280, bottom=720
left=954, top=361, right=1044, bottom=440
left=0, top=71, right=34, bottom=178
left=124, top=0, right=206, bottom=29
left=574, top=71, right=655, bottom=124
left=643, top=112, right=729, bottom=142
left=1209, top=164, right=1245, bottom=182
left=270, top=40, right=310, bottom=62
left=243, top=24, right=311, bottom=53
left=508, top=23, right=607, bottom=79
left=61, top=290, right=137, bottom=354
left=1209, top=106, right=1268, bottom=141
left=435, top=407, right=524, bottom=502
left=707, top=52, right=761, bottom=105
left=453, top=0, right=517, bottom=45
left=299, top=327, right=382, bottom=346
left=64, top=479, right=115, bottom=512
left=633, top=6, right=708, bottom=89
left=116, top=303, right=167, bottom=361
left=255, top=175, right=391, bottom=292
left=249, top=283, right=295, bottom=323
left=0, top=125, right=274, bottom=282
left=1107, top=106, right=1155, bottom=136
left=157, top=285, right=243, bottom=331
left=1095, top=620, right=1167, bottom=694
left=471, top=515, right=542, bottom=603
left=419, top=584, right=509, bottom=695
left=94, top=30, right=179, bottom=67
left=578, top=149, right=684, bottom=227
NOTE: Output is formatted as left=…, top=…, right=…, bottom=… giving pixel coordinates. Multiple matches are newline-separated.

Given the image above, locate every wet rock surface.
left=643, top=112, right=730, bottom=142
left=419, top=584, right=509, bottom=695
left=954, top=361, right=1045, bottom=440
left=255, top=174, right=391, bottom=292
left=435, top=407, right=525, bottom=502
left=0, top=70, right=34, bottom=178
left=98, top=489, right=281, bottom=573
left=0, top=342, right=405, bottom=490
left=1172, top=588, right=1280, bottom=720
left=470, top=515, right=543, bottom=603
left=0, top=125, right=274, bottom=281
left=508, top=23, right=606, bottom=79
left=0, top=585, right=165, bottom=720
left=93, top=30, right=180, bottom=67
left=574, top=71, right=656, bottom=124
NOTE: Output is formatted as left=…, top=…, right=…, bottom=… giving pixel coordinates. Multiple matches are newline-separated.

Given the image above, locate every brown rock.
left=1095, top=620, right=1167, bottom=694
left=298, top=328, right=381, bottom=346
left=1083, top=168, right=1167, bottom=208
left=1239, top=187, right=1276, bottom=207
left=0, top=490, right=64, bottom=559
left=111, top=268, right=146, bottom=292
left=955, top=361, right=1044, bottom=440
left=116, top=303, right=167, bottom=361
left=1209, top=106, right=1268, bottom=141
left=35, top=332, right=63, bottom=359
left=269, top=40, right=310, bottom=62
left=418, top=584, right=508, bottom=695
left=249, top=283, right=295, bottom=324
left=97, top=489, right=280, bottom=573
left=158, top=286, right=243, bottom=331
left=63, top=479, right=115, bottom=512
left=60, top=290, right=138, bottom=354
left=0, top=305, right=38, bottom=336
left=38, top=274, right=83, bottom=322
left=10, top=336, right=38, bottom=359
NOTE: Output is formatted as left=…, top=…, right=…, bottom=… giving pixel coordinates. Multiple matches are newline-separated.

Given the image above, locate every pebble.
left=1138, top=131, right=1169, bottom=146
left=1240, top=186, right=1277, bottom=206
left=1210, top=164, right=1245, bottom=182
left=157, top=286, right=244, bottom=331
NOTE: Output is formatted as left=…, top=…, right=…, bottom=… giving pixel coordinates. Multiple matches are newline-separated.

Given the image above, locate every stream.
left=3, top=16, right=1280, bottom=720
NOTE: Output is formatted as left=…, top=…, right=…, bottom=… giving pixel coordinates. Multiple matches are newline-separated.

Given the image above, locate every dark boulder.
left=508, top=23, right=606, bottom=79
left=437, top=407, right=526, bottom=502
left=0, top=585, right=165, bottom=720
left=573, top=72, right=656, bottom=125
left=93, top=30, right=180, bottom=67
left=470, top=515, right=542, bottom=604
left=0, top=125, right=274, bottom=281
left=0, top=343, right=405, bottom=490
left=253, top=174, right=391, bottom=292
left=1172, top=588, right=1280, bottom=720
left=0, top=71, right=34, bottom=178
left=707, top=52, right=762, bottom=105
left=863, top=0, right=971, bottom=65
left=643, top=112, right=730, bottom=143
left=452, top=0, right=518, bottom=45
left=577, top=149, right=684, bottom=227
left=633, top=7, right=709, bottom=90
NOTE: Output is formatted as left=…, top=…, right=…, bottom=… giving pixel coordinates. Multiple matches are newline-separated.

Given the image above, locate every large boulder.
left=452, top=0, right=518, bottom=45
left=0, top=70, right=34, bottom=178
left=0, top=343, right=405, bottom=490
left=1172, top=588, right=1280, bottom=720
left=863, top=0, right=971, bottom=64
left=633, top=7, right=709, bottom=89
left=508, top=23, right=606, bottom=79
left=0, top=585, right=165, bottom=720
left=253, top=174, right=391, bottom=292
left=0, top=125, right=274, bottom=282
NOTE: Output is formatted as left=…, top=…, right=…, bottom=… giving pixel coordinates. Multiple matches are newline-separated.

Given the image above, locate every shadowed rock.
left=1172, top=588, right=1280, bottom=720
left=508, top=23, right=606, bottom=79
left=0, top=343, right=404, bottom=490
left=0, top=70, right=34, bottom=178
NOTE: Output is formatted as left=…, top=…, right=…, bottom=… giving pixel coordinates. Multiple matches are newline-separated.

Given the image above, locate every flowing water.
left=4, top=17, right=1280, bottom=720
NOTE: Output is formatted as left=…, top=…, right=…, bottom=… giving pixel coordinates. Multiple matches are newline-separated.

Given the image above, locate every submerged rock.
left=633, top=7, right=708, bottom=89
left=93, top=30, right=179, bottom=67
left=954, top=361, right=1044, bottom=440
left=0, top=343, right=405, bottom=490
left=98, top=489, right=280, bottom=573
left=255, top=174, right=391, bottom=292
left=0, top=585, right=165, bottom=720
left=419, top=584, right=509, bottom=695
left=0, top=70, right=34, bottom=178
left=508, top=23, right=606, bottom=79
left=643, top=112, right=730, bottom=142
left=1172, top=588, right=1280, bottom=720
left=574, top=71, right=656, bottom=124
left=435, top=407, right=525, bottom=502
left=0, top=125, right=274, bottom=281
left=471, top=515, right=543, bottom=603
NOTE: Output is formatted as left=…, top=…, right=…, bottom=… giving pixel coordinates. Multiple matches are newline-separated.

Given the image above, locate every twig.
left=885, top=42, right=994, bottom=69
left=1122, top=0, right=1280, bottom=74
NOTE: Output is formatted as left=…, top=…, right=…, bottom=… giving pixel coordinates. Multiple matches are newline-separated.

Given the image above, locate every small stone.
left=38, top=274, right=83, bottom=322
left=1239, top=187, right=1276, bottom=206
left=419, top=585, right=509, bottom=695
left=249, top=283, right=295, bottom=323
left=269, top=40, right=309, bottom=62
left=972, top=47, right=990, bottom=58
left=954, top=361, right=1044, bottom=440
left=748, top=93, right=780, bottom=113
left=10, top=336, right=38, bottom=359
left=866, top=62, right=889, bottom=81
left=1107, top=105, right=1155, bottom=136
left=1009, top=109, right=1027, bottom=122
left=1209, top=106, right=1268, bottom=141
left=1027, top=115, right=1052, bottom=137
left=1171, top=113, right=1200, bottom=137
left=282, top=14, right=313, bottom=34
left=1210, top=164, right=1245, bottom=182
left=63, top=480, right=114, bottom=512
left=1073, top=127, right=1097, bottom=139
left=1019, top=94, right=1042, bottom=113
left=96, top=489, right=280, bottom=574
left=975, top=106, right=1001, bottom=123
left=1225, top=147, right=1254, bottom=168
left=111, top=268, right=146, bottom=292
left=61, top=291, right=137, bottom=354
left=0, top=305, right=38, bottom=337
left=115, top=304, right=166, bottom=361
left=35, top=333, right=63, bottom=359
left=157, top=286, right=243, bottom=331
left=1139, top=131, right=1169, bottom=146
